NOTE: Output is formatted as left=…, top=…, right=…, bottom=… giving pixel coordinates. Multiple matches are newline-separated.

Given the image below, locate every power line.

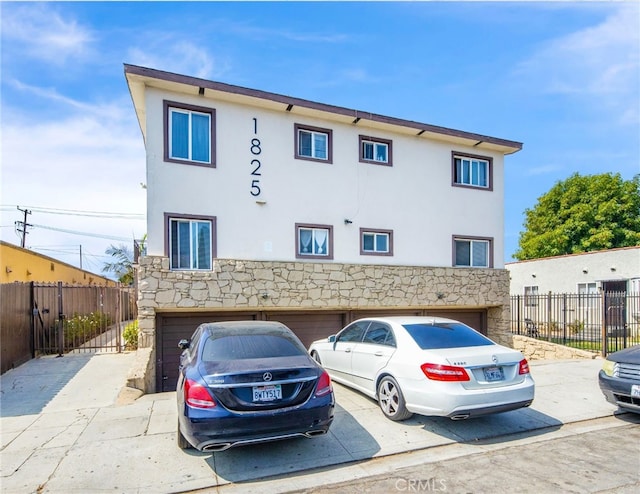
left=30, top=223, right=135, bottom=241
left=0, top=204, right=145, bottom=220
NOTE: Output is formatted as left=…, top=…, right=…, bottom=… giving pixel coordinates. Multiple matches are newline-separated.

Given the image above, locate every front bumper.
left=598, top=371, right=640, bottom=414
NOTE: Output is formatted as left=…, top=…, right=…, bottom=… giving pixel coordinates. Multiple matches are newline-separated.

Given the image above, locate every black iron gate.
left=32, top=282, right=135, bottom=355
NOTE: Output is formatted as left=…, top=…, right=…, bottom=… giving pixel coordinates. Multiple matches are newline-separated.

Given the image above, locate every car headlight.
left=601, top=359, right=616, bottom=377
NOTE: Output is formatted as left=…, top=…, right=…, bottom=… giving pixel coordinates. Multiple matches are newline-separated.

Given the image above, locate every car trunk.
left=198, top=356, right=319, bottom=411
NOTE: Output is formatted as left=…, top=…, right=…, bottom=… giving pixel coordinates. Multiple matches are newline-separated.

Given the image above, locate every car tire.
left=177, top=421, right=192, bottom=450
left=311, top=350, right=322, bottom=365
left=377, top=376, right=413, bottom=421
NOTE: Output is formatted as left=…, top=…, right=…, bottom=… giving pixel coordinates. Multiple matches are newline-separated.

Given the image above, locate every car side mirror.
left=328, top=335, right=336, bottom=343
left=178, top=339, right=190, bottom=350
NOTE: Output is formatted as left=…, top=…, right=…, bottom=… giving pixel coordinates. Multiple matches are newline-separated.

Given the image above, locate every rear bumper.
left=402, top=375, right=535, bottom=418
left=179, top=400, right=334, bottom=451
left=598, top=371, right=640, bottom=414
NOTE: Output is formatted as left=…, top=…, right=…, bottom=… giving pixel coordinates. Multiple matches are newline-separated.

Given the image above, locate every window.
left=337, top=321, right=369, bottom=343
left=296, top=223, right=333, bottom=259
left=453, top=236, right=493, bottom=268
left=166, top=214, right=216, bottom=270
left=578, top=282, right=598, bottom=309
left=524, top=286, right=539, bottom=306
left=295, top=124, right=332, bottom=163
left=203, top=335, right=305, bottom=362
left=362, top=323, right=396, bottom=347
left=452, top=152, right=492, bottom=190
left=360, top=228, right=393, bottom=256
left=359, top=135, right=392, bottom=166
left=403, top=322, right=493, bottom=349
left=164, top=101, right=215, bottom=166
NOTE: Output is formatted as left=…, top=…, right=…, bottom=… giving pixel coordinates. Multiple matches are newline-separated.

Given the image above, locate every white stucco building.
left=125, top=64, right=523, bottom=392
left=506, top=246, right=640, bottom=296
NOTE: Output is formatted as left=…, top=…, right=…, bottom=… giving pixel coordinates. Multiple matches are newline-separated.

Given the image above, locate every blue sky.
left=1, top=1, right=639, bottom=277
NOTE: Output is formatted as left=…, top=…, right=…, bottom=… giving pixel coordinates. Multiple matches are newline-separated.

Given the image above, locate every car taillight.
left=421, top=363, right=470, bottom=381
left=518, top=359, right=530, bottom=375
left=185, top=379, right=216, bottom=408
left=314, top=371, right=333, bottom=397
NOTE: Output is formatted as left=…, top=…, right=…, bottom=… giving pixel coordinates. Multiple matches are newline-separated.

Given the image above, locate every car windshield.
left=403, top=322, right=494, bottom=350
left=201, top=334, right=306, bottom=362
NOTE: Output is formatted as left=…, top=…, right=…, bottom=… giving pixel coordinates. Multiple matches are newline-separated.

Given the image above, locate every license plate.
left=252, top=384, right=282, bottom=402
left=632, top=385, right=640, bottom=398
left=483, top=366, right=505, bottom=382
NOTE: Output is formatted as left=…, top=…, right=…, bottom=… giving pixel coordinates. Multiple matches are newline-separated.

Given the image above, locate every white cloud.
left=1, top=3, right=95, bottom=64
left=127, top=42, right=224, bottom=80
left=514, top=4, right=640, bottom=124
left=0, top=86, right=147, bottom=268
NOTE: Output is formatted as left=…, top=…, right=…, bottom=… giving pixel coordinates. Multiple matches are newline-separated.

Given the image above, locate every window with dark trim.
left=295, top=223, right=333, bottom=259
left=360, top=228, right=393, bottom=256
left=164, top=100, right=216, bottom=166
left=452, top=236, right=493, bottom=268
left=359, top=135, right=392, bottom=166
left=452, top=152, right=492, bottom=190
left=294, top=124, right=333, bottom=163
left=165, top=213, right=217, bottom=270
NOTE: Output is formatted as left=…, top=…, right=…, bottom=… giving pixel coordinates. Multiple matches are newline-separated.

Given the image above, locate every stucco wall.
left=507, top=247, right=640, bottom=295
left=143, top=87, right=507, bottom=268
left=1, top=241, right=116, bottom=286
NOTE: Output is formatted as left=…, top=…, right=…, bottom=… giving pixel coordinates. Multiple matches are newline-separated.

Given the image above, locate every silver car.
left=308, top=316, right=535, bottom=421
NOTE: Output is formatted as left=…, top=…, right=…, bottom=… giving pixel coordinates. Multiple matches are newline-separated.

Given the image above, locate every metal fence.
left=511, top=291, right=640, bottom=356
left=1, top=282, right=136, bottom=374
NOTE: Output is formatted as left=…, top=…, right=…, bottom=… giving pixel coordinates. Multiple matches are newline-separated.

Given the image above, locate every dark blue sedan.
left=176, top=321, right=335, bottom=452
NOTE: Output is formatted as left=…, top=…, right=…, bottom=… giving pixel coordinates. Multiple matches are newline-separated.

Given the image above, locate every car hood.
left=606, top=345, right=640, bottom=364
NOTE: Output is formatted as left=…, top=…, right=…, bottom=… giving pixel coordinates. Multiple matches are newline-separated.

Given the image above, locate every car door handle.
left=344, top=348, right=352, bottom=353
left=374, top=351, right=383, bottom=356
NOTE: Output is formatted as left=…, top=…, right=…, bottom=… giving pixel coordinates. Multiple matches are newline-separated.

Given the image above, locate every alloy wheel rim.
left=380, top=381, right=399, bottom=416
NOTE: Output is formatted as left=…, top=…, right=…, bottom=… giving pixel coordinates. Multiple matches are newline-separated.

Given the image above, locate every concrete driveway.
left=0, top=352, right=622, bottom=493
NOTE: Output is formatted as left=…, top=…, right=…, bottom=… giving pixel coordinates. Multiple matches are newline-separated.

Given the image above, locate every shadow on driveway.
left=178, top=402, right=381, bottom=484
left=0, top=353, right=93, bottom=417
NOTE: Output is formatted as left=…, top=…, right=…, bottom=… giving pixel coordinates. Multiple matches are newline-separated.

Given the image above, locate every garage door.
left=156, top=312, right=257, bottom=392
left=156, top=308, right=487, bottom=392
left=266, top=312, right=346, bottom=349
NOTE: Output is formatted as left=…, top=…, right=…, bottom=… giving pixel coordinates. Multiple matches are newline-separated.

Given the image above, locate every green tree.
left=102, top=235, right=146, bottom=285
left=102, top=244, right=135, bottom=285
left=514, top=173, right=640, bottom=260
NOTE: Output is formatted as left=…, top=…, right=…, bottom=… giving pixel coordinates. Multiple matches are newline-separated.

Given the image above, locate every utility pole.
left=16, top=206, right=32, bottom=248
left=79, top=245, right=83, bottom=269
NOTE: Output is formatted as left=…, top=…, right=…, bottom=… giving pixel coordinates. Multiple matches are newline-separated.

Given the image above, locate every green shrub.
left=123, top=320, right=139, bottom=350
left=63, top=312, right=111, bottom=346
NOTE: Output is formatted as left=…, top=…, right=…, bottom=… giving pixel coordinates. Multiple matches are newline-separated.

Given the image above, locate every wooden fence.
left=1, top=282, right=136, bottom=374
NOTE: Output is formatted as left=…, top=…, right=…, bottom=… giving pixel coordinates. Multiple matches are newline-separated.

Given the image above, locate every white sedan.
left=308, top=316, right=535, bottom=421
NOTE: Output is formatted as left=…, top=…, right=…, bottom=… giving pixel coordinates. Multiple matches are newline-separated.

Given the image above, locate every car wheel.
left=377, top=376, right=413, bottom=421
left=311, top=350, right=322, bottom=365
left=177, top=421, right=192, bottom=450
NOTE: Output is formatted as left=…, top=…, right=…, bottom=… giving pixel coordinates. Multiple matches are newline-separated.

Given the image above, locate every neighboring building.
left=506, top=247, right=640, bottom=296
left=0, top=240, right=116, bottom=286
left=125, top=64, right=523, bottom=392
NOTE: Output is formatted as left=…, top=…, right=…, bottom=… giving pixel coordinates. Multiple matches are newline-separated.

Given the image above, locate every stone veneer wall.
left=134, top=256, right=512, bottom=392
left=511, top=335, right=599, bottom=361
